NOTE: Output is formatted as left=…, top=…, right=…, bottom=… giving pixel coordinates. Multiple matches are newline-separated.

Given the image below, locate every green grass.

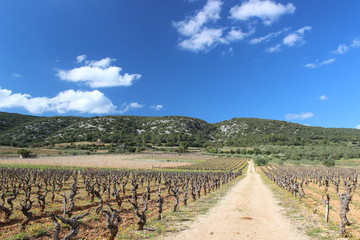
left=306, top=228, right=324, bottom=237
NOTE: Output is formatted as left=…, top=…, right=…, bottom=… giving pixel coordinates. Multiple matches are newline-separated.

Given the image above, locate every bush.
left=323, top=159, right=336, bottom=167
left=17, top=149, right=32, bottom=158
left=254, top=157, right=269, bottom=166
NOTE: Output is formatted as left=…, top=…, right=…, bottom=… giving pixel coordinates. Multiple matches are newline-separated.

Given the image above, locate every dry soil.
left=163, top=161, right=310, bottom=240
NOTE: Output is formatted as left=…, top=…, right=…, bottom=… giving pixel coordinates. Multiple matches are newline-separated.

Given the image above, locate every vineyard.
left=0, top=157, right=247, bottom=240
left=169, top=157, right=248, bottom=171
left=262, top=165, right=360, bottom=238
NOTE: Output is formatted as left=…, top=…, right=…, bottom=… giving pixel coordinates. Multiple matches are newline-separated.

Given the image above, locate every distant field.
left=0, top=153, right=214, bottom=169
left=0, top=146, right=61, bottom=157
left=335, top=158, right=360, bottom=168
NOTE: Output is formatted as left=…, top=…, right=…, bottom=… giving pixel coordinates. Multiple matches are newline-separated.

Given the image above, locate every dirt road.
left=163, top=161, right=310, bottom=240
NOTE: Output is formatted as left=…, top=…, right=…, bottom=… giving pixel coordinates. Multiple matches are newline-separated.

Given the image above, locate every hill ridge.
left=0, top=111, right=359, bottom=147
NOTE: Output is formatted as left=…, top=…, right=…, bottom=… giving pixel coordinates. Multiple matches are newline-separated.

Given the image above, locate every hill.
left=0, top=112, right=360, bottom=147
left=214, top=118, right=360, bottom=146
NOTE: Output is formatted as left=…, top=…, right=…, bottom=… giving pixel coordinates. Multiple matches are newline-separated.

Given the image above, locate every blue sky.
left=0, top=0, right=359, bottom=128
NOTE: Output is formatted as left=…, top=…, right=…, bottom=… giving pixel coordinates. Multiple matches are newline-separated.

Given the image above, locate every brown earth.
left=0, top=153, right=206, bottom=169
left=162, top=161, right=310, bottom=240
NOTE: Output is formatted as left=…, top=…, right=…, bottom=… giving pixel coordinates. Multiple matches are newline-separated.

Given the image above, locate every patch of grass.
left=9, top=232, right=29, bottom=240
left=306, top=228, right=323, bottom=236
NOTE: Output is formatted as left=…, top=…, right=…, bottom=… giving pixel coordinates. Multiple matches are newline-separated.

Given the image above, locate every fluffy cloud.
left=266, top=44, right=282, bottom=53
left=150, top=105, right=164, bottom=110
left=356, top=125, right=360, bottom=130
left=229, top=0, right=295, bottom=25
left=57, top=55, right=141, bottom=88
left=179, top=28, right=224, bottom=52
left=173, top=0, right=222, bottom=37
left=319, top=95, right=328, bottom=100
left=119, top=102, right=144, bottom=114
left=303, top=58, right=336, bottom=68
left=283, top=26, right=311, bottom=47
left=225, top=28, right=248, bottom=42
left=264, top=26, right=311, bottom=53
left=174, top=0, right=253, bottom=52
left=76, top=54, right=87, bottom=63
left=331, top=37, right=360, bottom=55
left=285, top=112, right=314, bottom=120
left=351, top=38, right=360, bottom=48
left=0, top=87, right=117, bottom=114
left=332, top=44, right=349, bottom=55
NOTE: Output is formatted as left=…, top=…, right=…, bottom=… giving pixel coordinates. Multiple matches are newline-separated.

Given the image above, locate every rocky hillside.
left=214, top=118, right=360, bottom=146
left=0, top=112, right=360, bottom=147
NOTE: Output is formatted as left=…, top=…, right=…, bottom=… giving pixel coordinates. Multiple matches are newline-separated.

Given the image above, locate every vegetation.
left=17, top=149, right=32, bottom=158
left=206, top=144, right=360, bottom=164
left=262, top=165, right=359, bottom=237
left=2, top=112, right=360, bottom=151
left=173, top=158, right=248, bottom=171
left=0, top=165, right=243, bottom=239
left=254, top=156, right=269, bottom=166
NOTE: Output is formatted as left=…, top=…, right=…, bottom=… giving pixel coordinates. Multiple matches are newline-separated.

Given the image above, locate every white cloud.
left=303, top=63, right=317, bottom=69
left=356, top=125, right=360, bottom=130
left=57, top=56, right=141, bottom=88
left=283, top=26, right=311, bottom=47
left=321, top=58, right=336, bottom=65
left=0, top=87, right=117, bottom=114
left=303, top=58, right=336, bottom=69
left=296, top=26, right=311, bottom=35
left=12, top=73, right=22, bottom=78
left=225, top=28, right=247, bottom=42
left=264, top=26, right=310, bottom=53
left=129, top=102, right=143, bottom=108
left=179, top=28, right=224, bottom=52
left=331, top=37, right=360, bottom=55
left=285, top=112, right=314, bottom=120
left=229, top=0, right=295, bottom=25
left=87, top=57, right=115, bottom=68
left=319, top=95, right=328, bottom=100
left=173, top=0, right=223, bottom=37
left=174, top=0, right=226, bottom=52
left=174, top=0, right=258, bottom=52
left=332, top=44, right=349, bottom=55
left=150, top=104, right=164, bottom=110
left=283, top=33, right=299, bottom=47
left=351, top=38, right=360, bottom=48
left=266, top=44, right=282, bottom=53
left=222, top=47, right=234, bottom=56
left=250, top=29, right=283, bottom=44
left=119, top=102, right=144, bottom=114
left=76, top=54, right=87, bottom=63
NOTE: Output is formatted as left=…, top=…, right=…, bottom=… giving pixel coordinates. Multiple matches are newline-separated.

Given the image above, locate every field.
left=3, top=151, right=360, bottom=239
left=0, top=154, right=247, bottom=240
left=0, top=153, right=220, bottom=169
left=262, top=165, right=360, bottom=238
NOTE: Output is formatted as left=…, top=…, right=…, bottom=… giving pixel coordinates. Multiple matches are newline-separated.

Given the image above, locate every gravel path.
left=162, top=161, right=310, bottom=240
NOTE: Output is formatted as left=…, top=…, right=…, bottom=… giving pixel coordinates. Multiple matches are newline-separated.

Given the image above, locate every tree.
left=254, top=157, right=269, bottom=166
left=17, top=149, right=32, bottom=158
left=177, top=142, right=189, bottom=153
left=323, top=159, right=335, bottom=167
